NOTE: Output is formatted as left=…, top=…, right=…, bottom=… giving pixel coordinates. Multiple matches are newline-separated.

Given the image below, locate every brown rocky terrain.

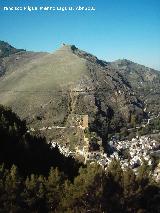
left=110, top=59, right=160, bottom=115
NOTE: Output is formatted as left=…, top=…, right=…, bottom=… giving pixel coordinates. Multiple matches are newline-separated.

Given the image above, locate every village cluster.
left=28, top=114, right=160, bottom=181
left=50, top=135, right=160, bottom=181
left=107, top=136, right=159, bottom=168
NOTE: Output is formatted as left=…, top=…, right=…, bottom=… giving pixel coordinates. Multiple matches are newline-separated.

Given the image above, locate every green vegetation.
left=0, top=160, right=159, bottom=213
left=0, top=105, right=81, bottom=178
left=0, top=105, right=159, bottom=212
left=109, top=116, right=160, bottom=141
left=84, top=128, right=99, bottom=141
left=130, top=114, right=137, bottom=128
left=84, top=128, right=102, bottom=151
left=138, top=117, right=160, bottom=136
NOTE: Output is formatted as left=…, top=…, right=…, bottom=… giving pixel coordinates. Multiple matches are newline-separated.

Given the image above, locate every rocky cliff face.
left=0, top=42, right=154, bottom=144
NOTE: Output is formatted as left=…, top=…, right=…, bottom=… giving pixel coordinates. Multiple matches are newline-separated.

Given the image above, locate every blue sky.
left=0, top=0, right=160, bottom=70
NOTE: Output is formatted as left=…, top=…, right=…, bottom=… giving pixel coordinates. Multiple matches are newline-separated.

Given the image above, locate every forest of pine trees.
left=0, top=105, right=160, bottom=213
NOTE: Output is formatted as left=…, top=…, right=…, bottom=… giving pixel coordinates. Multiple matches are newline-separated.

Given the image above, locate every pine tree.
left=103, top=159, right=124, bottom=213
left=23, top=174, right=38, bottom=211
left=61, top=164, right=104, bottom=212
left=123, top=167, right=138, bottom=212
left=4, top=165, right=23, bottom=212
left=46, top=167, right=64, bottom=212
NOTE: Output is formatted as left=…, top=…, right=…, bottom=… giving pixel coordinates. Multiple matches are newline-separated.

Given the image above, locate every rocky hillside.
left=0, top=41, right=24, bottom=76
left=0, top=41, right=47, bottom=77
left=0, top=42, right=159, bottom=147
left=0, top=41, right=25, bottom=58
left=110, top=59, right=160, bottom=115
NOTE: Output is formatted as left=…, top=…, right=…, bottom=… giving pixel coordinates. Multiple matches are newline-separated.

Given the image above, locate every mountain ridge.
left=0, top=41, right=159, bottom=149
left=0, top=40, right=25, bottom=58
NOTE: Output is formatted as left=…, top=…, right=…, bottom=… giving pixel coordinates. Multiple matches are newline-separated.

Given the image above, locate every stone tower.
left=82, top=115, right=89, bottom=129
